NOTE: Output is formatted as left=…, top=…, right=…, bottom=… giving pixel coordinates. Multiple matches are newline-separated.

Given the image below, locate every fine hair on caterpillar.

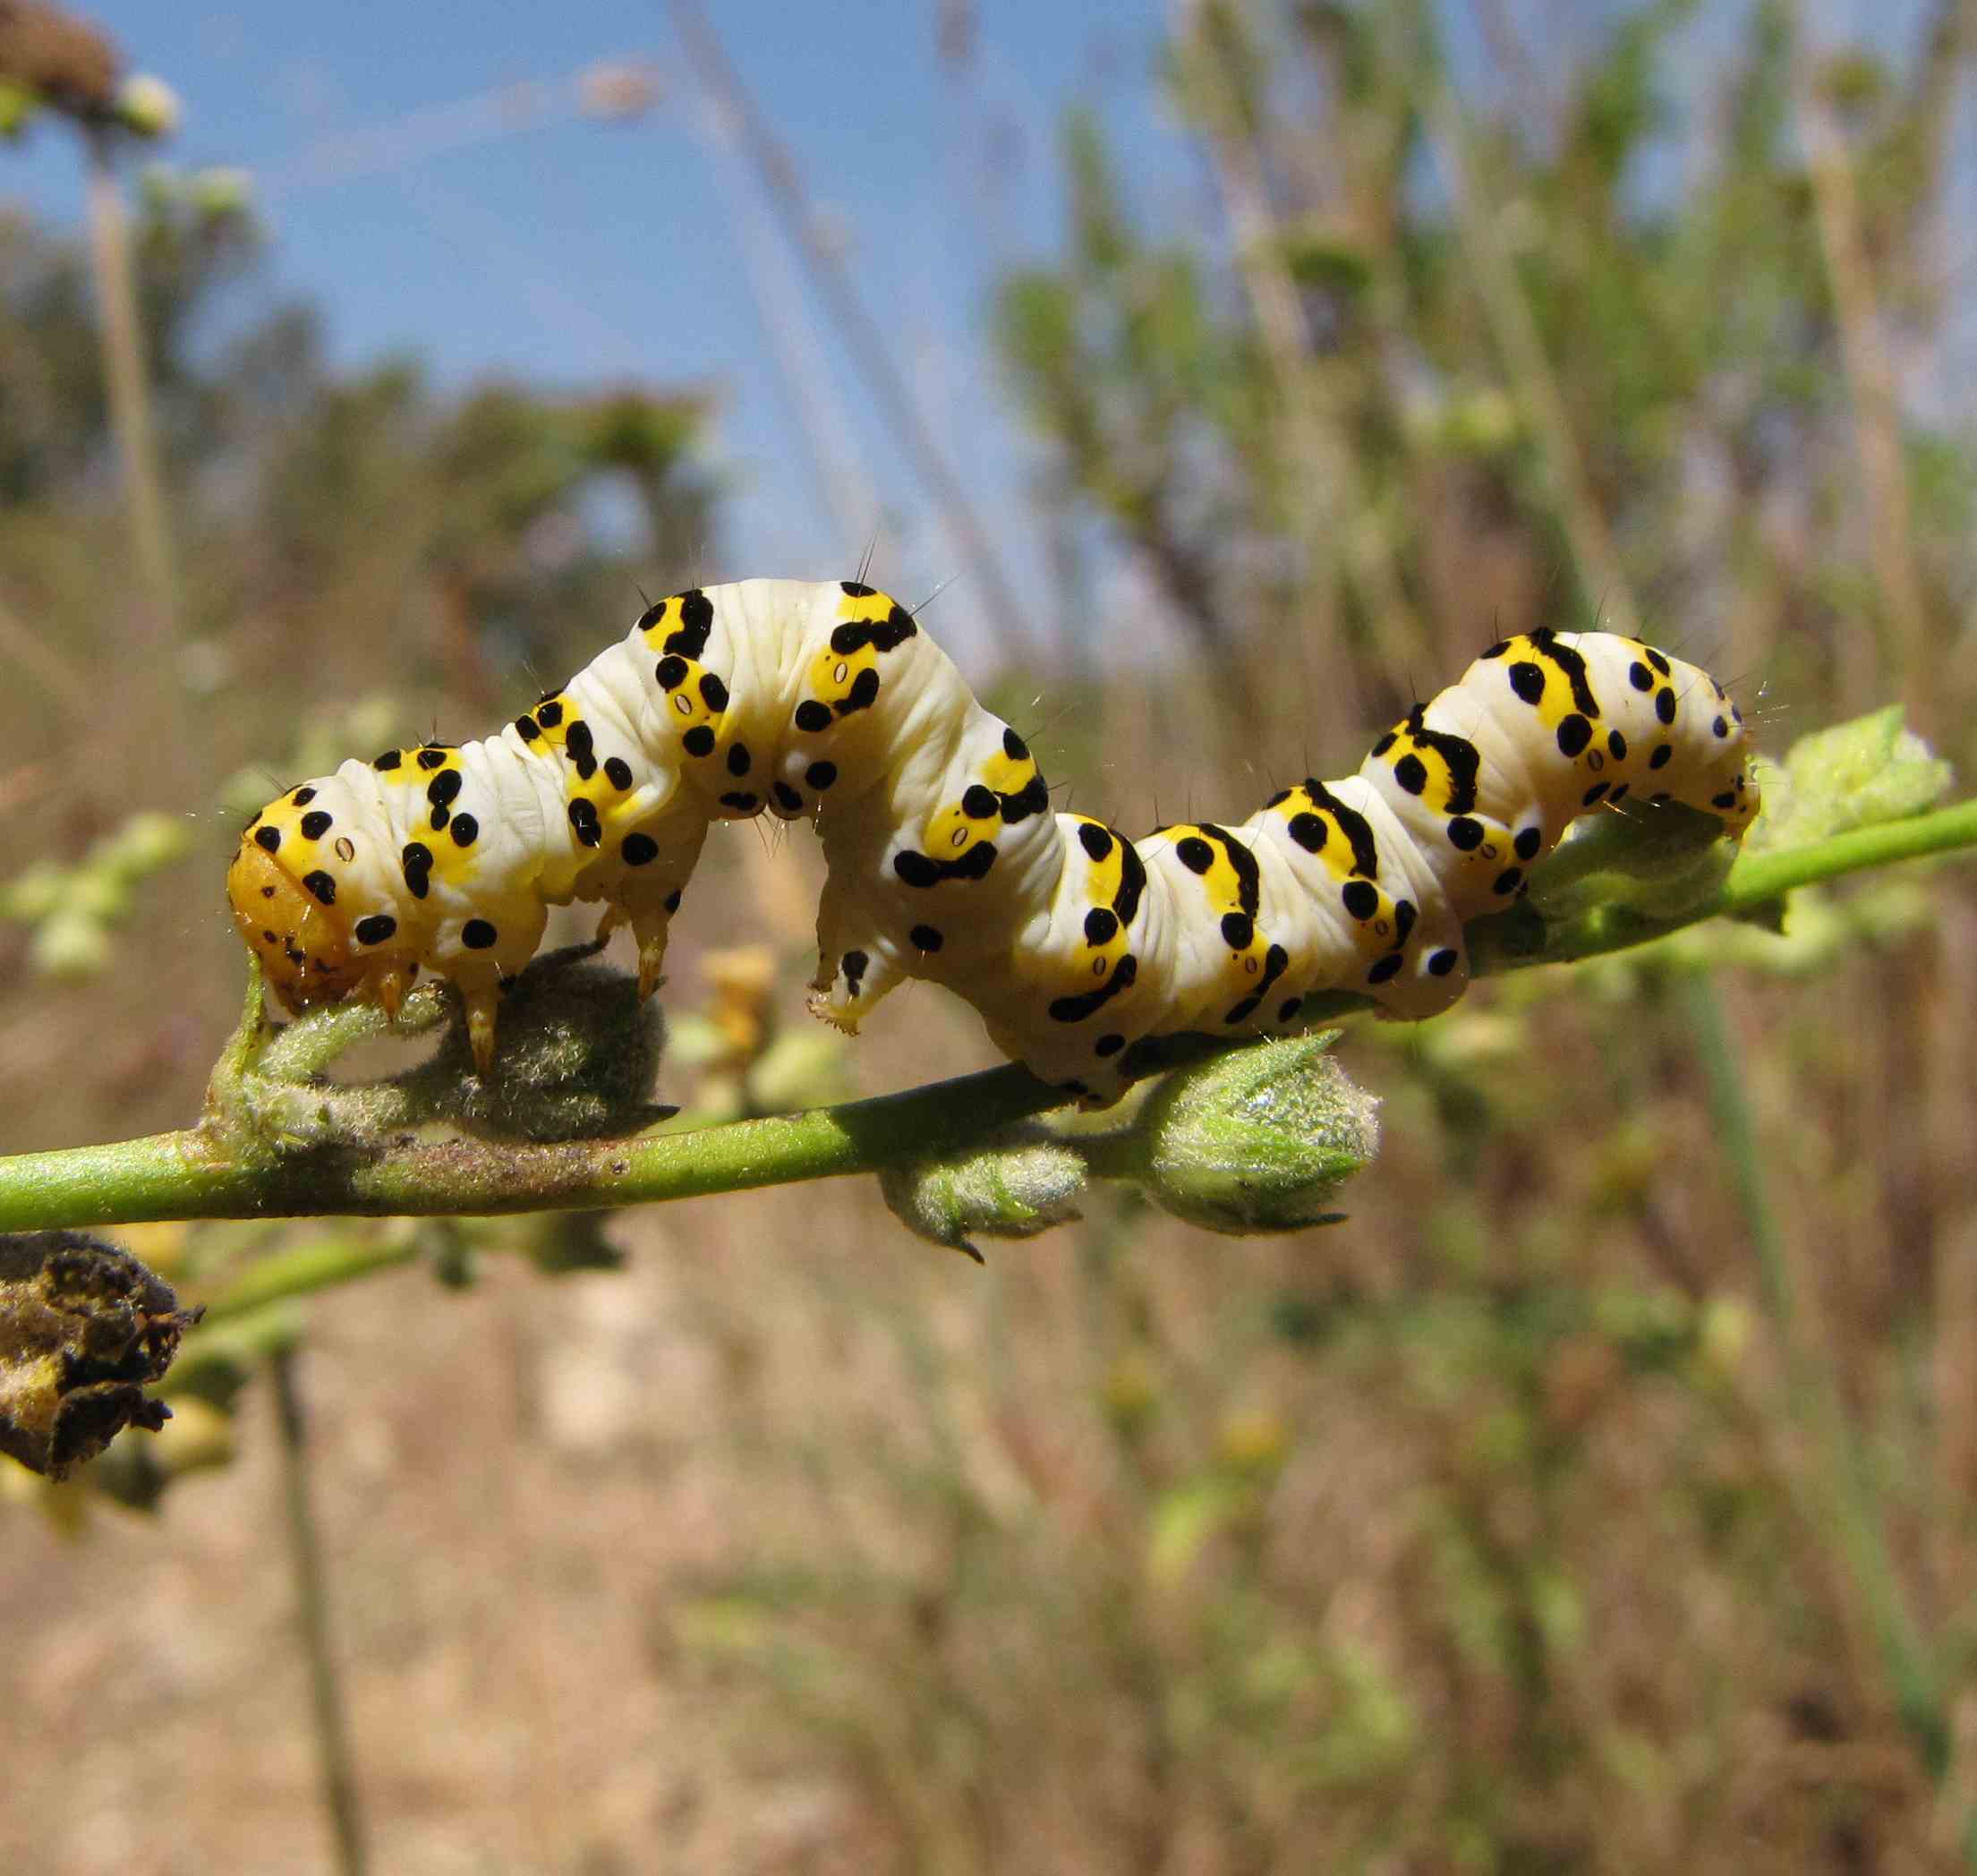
left=229, top=578, right=1760, bottom=1105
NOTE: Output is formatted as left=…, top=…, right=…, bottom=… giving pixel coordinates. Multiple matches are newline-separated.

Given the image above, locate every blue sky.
left=4, top=1, right=1199, bottom=662
left=4, top=3, right=1938, bottom=669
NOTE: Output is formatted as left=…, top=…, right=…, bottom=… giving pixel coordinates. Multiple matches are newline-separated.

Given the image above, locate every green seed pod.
left=1128, top=1034, right=1376, bottom=1235
left=879, top=1124, right=1088, bottom=1259
left=0, top=1233, right=201, bottom=1479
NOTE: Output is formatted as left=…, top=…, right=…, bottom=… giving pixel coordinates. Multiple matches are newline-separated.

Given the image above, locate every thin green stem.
left=1467, top=797, right=1977, bottom=976
left=0, top=797, right=1970, bottom=1234
left=1720, top=799, right=1977, bottom=913
left=203, top=1232, right=422, bottom=1323
left=1683, top=974, right=1956, bottom=1804
left=0, top=1053, right=1073, bottom=1232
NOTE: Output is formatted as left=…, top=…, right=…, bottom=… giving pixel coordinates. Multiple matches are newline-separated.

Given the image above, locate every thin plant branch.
left=0, top=795, right=1970, bottom=1235
left=1793, top=22, right=1934, bottom=720
left=0, top=581, right=94, bottom=718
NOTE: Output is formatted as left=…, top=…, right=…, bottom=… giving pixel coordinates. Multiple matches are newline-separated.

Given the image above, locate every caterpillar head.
left=227, top=835, right=367, bottom=1012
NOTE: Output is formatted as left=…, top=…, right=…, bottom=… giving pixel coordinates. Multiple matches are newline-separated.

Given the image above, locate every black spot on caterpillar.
left=227, top=579, right=1760, bottom=1097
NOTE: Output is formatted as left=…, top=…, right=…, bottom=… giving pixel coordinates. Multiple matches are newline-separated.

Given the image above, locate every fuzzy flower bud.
left=880, top=1123, right=1088, bottom=1259
left=1128, top=1034, right=1377, bottom=1234
left=113, top=72, right=179, bottom=139
left=413, top=947, right=669, bottom=1140
left=188, top=165, right=252, bottom=217
left=1525, top=798, right=1739, bottom=924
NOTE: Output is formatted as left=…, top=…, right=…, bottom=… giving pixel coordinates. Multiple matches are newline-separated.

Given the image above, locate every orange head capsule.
left=226, top=832, right=367, bottom=1011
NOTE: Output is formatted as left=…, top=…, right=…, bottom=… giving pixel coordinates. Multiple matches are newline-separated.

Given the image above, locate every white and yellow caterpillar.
left=229, top=578, right=1759, bottom=1103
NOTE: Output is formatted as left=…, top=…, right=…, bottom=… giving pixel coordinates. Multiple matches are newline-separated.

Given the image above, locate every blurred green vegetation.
left=4, top=2, right=1977, bottom=1872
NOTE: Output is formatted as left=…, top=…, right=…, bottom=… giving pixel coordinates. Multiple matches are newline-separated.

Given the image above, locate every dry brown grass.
left=3, top=625, right=1972, bottom=1868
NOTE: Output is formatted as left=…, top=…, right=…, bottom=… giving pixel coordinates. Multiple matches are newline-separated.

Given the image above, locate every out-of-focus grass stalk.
left=270, top=1346, right=371, bottom=1876
left=1416, top=76, right=1643, bottom=644
left=667, top=0, right=1043, bottom=670
left=1793, top=33, right=1931, bottom=720
left=1682, top=972, right=1964, bottom=1847
left=0, top=583, right=93, bottom=718
left=687, top=83, right=883, bottom=552
left=1174, top=0, right=1431, bottom=712
left=84, top=135, right=180, bottom=646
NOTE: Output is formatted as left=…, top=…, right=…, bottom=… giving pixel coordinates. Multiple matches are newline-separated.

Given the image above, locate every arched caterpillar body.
left=229, top=578, right=1760, bottom=1104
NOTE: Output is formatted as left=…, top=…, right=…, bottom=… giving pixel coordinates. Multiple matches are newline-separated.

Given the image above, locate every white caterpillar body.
left=230, top=578, right=1759, bottom=1103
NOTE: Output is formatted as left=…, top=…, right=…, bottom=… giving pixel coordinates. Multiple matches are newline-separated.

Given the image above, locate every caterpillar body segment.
left=229, top=583, right=1760, bottom=1101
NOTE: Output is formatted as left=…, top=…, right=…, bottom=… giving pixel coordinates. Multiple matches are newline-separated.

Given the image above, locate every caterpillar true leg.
left=230, top=582, right=1760, bottom=1103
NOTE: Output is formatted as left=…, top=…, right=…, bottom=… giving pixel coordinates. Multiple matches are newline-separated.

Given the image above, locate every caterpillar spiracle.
left=229, top=579, right=1760, bottom=1104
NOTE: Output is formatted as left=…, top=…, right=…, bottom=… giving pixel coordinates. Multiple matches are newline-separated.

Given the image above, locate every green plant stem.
left=202, top=1232, right=422, bottom=1323
left=0, top=799, right=1971, bottom=1234
left=1469, top=797, right=1977, bottom=975
left=1721, top=800, right=1977, bottom=910
left=0, top=1050, right=1075, bottom=1232
left=1683, top=973, right=1957, bottom=1812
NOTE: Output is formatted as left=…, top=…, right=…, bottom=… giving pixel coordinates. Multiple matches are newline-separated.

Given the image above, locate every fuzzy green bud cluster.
left=141, top=161, right=253, bottom=220
left=238, top=946, right=671, bottom=1148
left=1, top=810, right=192, bottom=981
left=880, top=1034, right=1378, bottom=1254
left=1744, top=705, right=1951, bottom=853
left=419, top=948, right=669, bottom=1140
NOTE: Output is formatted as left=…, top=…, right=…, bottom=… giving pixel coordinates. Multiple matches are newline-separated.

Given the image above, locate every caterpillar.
left=229, top=578, right=1760, bottom=1104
